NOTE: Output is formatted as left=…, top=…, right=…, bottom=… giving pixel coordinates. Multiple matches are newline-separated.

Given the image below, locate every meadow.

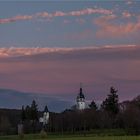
left=0, top=134, right=140, bottom=140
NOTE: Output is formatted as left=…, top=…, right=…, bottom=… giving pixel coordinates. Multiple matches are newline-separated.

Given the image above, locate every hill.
left=0, top=88, right=73, bottom=112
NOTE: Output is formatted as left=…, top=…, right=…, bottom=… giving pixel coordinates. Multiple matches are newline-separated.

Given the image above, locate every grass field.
left=0, top=134, right=140, bottom=140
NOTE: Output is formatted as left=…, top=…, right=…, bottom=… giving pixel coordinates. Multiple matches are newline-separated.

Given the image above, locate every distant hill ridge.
left=0, top=88, right=73, bottom=112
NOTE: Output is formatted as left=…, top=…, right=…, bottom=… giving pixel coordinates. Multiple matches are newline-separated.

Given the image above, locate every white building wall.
left=77, top=101, right=86, bottom=110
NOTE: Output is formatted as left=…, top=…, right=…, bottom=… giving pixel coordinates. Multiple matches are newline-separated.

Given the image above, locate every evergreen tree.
left=44, top=105, right=49, bottom=112
left=101, top=86, right=119, bottom=114
left=89, top=100, right=97, bottom=110
left=25, top=105, right=31, bottom=120
left=30, top=100, right=38, bottom=133
left=21, top=105, right=26, bottom=123
left=30, top=100, right=38, bottom=121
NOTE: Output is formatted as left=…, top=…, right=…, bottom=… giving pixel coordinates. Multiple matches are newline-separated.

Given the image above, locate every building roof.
left=77, top=88, right=85, bottom=99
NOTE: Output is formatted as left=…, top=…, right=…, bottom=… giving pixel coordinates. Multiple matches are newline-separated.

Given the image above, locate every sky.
left=0, top=0, right=140, bottom=109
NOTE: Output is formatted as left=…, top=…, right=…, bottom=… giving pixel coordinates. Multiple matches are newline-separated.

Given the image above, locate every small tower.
left=76, top=84, right=86, bottom=110
left=43, top=106, right=49, bottom=126
left=39, top=105, right=49, bottom=128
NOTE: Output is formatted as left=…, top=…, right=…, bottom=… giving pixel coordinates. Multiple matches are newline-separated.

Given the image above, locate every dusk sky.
left=0, top=0, right=140, bottom=108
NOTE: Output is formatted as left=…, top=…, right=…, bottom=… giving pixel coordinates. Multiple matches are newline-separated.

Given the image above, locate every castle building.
left=76, top=86, right=86, bottom=110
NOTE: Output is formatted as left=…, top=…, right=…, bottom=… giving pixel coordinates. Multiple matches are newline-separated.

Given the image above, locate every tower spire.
left=80, top=83, right=83, bottom=93
left=80, top=82, right=82, bottom=88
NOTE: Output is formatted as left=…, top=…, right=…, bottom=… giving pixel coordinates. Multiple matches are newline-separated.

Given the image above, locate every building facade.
left=76, top=87, right=86, bottom=110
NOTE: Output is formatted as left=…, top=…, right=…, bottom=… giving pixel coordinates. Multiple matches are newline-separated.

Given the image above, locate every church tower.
left=76, top=85, right=86, bottom=110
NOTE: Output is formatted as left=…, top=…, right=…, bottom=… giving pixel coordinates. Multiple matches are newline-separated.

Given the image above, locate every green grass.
left=0, top=134, right=140, bottom=140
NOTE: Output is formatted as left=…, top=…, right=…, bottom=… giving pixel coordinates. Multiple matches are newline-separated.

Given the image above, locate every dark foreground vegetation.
left=0, top=134, right=140, bottom=140
left=0, top=87, right=140, bottom=136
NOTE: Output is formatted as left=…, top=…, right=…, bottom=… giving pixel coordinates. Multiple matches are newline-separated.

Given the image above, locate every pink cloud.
left=68, top=8, right=112, bottom=16
left=38, top=8, right=112, bottom=18
left=122, top=11, right=132, bottom=18
left=52, top=11, right=66, bottom=17
left=94, top=15, right=140, bottom=37
left=0, top=7, right=112, bottom=24
left=36, top=12, right=50, bottom=18
left=0, top=15, right=33, bottom=24
left=0, top=45, right=137, bottom=58
left=94, top=14, right=117, bottom=24
left=37, top=11, right=66, bottom=18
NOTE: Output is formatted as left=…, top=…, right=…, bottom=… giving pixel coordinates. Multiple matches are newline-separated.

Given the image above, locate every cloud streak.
left=0, top=44, right=137, bottom=58
left=0, top=15, right=33, bottom=24
left=0, top=7, right=112, bottom=24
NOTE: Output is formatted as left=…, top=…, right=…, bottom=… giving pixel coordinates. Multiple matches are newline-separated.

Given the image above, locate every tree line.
left=0, top=86, right=140, bottom=135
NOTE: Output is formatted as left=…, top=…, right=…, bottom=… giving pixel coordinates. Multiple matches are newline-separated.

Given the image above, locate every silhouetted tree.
left=30, top=100, right=39, bottom=133
left=89, top=100, right=97, bottom=110
left=132, top=95, right=140, bottom=109
left=25, top=105, right=31, bottom=120
left=31, top=100, right=38, bottom=121
left=0, top=116, right=11, bottom=135
left=44, top=105, right=49, bottom=112
left=101, top=86, right=119, bottom=115
left=21, top=106, right=26, bottom=123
